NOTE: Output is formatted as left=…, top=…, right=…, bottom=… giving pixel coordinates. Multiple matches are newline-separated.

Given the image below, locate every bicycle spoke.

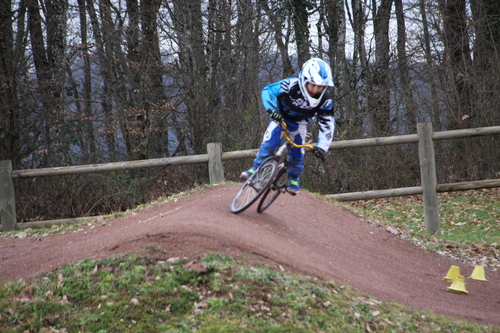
left=257, top=166, right=286, bottom=213
left=233, top=184, right=257, bottom=208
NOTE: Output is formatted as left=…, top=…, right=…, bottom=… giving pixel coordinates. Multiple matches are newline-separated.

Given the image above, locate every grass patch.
left=1, top=253, right=496, bottom=332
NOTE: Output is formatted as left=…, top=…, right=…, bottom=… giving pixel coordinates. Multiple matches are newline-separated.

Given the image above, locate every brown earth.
left=1, top=184, right=499, bottom=326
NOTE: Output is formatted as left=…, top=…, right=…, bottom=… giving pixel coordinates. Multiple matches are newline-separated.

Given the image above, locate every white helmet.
left=298, top=58, right=334, bottom=107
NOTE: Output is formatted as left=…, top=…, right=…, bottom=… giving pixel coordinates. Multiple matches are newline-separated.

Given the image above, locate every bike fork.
left=272, top=164, right=288, bottom=192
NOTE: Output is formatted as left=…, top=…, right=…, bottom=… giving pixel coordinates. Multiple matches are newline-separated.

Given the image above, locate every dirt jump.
left=0, top=184, right=499, bottom=326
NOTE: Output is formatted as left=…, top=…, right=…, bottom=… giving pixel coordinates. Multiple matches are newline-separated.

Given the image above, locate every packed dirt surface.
left=1, top=184, right=499, bottom=326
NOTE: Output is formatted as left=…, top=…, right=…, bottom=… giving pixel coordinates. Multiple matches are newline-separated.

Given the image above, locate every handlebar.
left=280, top=121, right=314, bottom=150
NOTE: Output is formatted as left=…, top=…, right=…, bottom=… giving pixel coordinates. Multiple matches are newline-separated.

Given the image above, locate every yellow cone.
left=444, top=265, right=460, bottom=282
left=469, top=265, right=487, bottom=281
left=447, top=275, right=468, bottom=294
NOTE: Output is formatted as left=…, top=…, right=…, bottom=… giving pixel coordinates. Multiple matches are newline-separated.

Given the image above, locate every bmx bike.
left=229, top=120, right=314, bottom=214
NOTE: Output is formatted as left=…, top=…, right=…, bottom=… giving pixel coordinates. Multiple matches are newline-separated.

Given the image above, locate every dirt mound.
left=0, top=184, right=499, bottom=326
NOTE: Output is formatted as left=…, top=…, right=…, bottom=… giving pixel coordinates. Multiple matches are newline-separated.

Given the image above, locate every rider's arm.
left=261, top=81, right=283, bottom=111
left=316, top=100, right=335, bottom=152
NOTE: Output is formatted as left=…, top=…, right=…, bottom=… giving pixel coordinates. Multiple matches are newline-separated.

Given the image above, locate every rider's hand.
left=312, top=146, right=326, bottom=160
left=268, top=110, right=283, bottom=122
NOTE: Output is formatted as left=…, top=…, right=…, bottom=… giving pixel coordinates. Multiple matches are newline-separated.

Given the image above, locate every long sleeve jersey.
left=261, top=78, right=335, bottom=152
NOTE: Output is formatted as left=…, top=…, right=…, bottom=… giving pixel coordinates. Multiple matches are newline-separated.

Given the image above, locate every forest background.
left=1, top=0, right=499, bottom=222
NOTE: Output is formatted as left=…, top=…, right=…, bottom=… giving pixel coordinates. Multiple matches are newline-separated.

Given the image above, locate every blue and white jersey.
left=261, top=78, right=335, bottom=152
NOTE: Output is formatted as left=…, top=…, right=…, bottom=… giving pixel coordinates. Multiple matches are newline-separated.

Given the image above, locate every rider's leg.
left=287, top=120, right=308, bottom=194
left=241, top=121, right=282, bottom=179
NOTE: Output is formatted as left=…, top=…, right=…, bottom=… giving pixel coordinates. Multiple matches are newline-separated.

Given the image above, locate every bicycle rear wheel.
left=230, top=159, right=278, bottom=214
left=257, top=166, right=287, bottom=213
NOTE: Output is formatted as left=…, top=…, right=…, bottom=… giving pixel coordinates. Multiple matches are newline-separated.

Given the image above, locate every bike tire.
left=230, top=159, right=278, bottom=214
left=257, top=166, right=287, bottom=213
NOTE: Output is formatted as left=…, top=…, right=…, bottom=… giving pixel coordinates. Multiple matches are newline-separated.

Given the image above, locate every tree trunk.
left=439, top=0, right=474, bottom=129
left=87, top=0, right=118, bottom=160
left=0, top=0, right=20, bottom=166
left=470, top=0, right=500, bottom=127
left=27, top=0, right=52, bottom=164
left=418, top=0, right=440, bottom=128
left=394, top=0, right=416, bottom=134
left=234, top=0, right=264, bottom=148
left=324, top=0, right=356, bottom=138
left=350, top=0, right=370, bottom=136
left=290, top=0, right=310, bottom=65
left=167, top=0, right=208, bottom=154
left=134, top=0, right=164, bottom=160
left=372, top=0, right=393, bottom=137
left=77, top=0, right=97, bottom=162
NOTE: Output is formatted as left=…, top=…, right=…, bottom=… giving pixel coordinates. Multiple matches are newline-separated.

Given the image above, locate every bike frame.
left=229, top=121, right=314, bottom=214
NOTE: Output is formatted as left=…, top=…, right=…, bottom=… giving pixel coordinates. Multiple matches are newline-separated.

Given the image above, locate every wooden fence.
left=1, top=123, right=500, bottom=235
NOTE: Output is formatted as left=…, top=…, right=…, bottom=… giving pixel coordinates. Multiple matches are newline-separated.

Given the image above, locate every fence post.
left=417, top=123, right=440, bottom=235
left=0, top=160, right=17, bottom=231
left=207, top=143, right=224, bottom=184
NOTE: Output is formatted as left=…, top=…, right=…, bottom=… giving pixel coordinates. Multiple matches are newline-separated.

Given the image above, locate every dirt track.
left=1, top=184, right=499, bottom=326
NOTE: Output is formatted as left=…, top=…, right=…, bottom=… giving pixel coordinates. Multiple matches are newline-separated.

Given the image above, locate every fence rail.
left=1, top=123, right=500, bottom=234
left=326, top=179, right=500, bottom=201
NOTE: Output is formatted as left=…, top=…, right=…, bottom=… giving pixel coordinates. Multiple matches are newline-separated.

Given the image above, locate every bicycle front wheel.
left=257, top=166, right=287, bottom=213
left=230, top=160, right=278, bottom=214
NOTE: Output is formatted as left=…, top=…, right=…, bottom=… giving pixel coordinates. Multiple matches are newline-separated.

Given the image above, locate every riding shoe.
left=288, top=178, right=300, bottom=195
left=240, top=168, right=255, bottom=180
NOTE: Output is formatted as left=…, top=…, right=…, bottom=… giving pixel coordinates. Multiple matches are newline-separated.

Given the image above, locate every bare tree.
left=439, top=0, right=474, bottom=129
left=85, top=0, right=117, bottom=160
left=136, top=0, right=164, bottom=159
left=166, top=0, right=210, bottom=154
left=470, top=0, right=500, bottom=127
left=258, top=0, right=294, bottom=77
left=77, top=0, right=97, bottom=162
left=394, top=0, right=417, bottom=133
left=417, top=0, right=441, bottom=127
left=25, top=0, right=69, bottom=165
left=322, top=0, right=356, bottom=138
left=348, top=0, right=370, bottom=135
left=27, top=0, right=52, bottom=162
left=232, top=0, right=265, bottom=147
left=0, top=0, right=20, bottom=166
left=372, top=0, right=393, bottom=137
left=290, top=0, right=310, bottom=65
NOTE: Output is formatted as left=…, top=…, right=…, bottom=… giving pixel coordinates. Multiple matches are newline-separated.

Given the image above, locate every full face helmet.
left=298, top=58, right=334, bottom=107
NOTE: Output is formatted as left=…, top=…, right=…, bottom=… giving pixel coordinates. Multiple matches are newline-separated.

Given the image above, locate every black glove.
left=268, top=109, right=283, bottom=122
left=312, top=146, right=326, bottom=160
